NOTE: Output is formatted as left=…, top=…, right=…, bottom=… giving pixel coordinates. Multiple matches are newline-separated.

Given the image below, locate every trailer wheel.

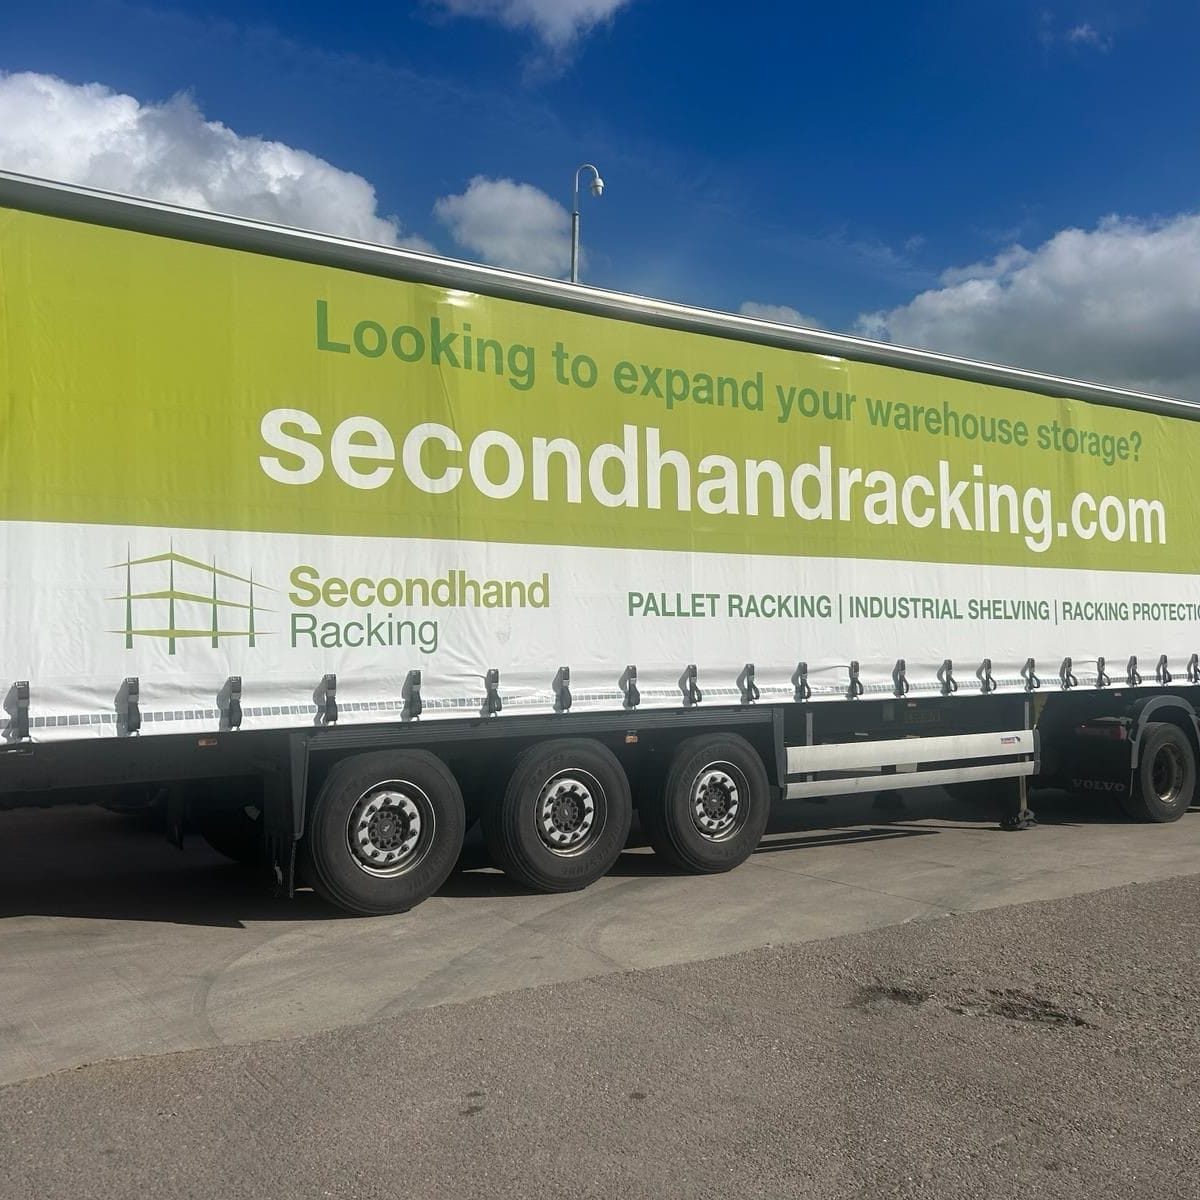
left=1122, top=722, right=1196, bottom=823
left=304, top=750, right=465, bottom=915
left=482, top=739, right=631, bottom=892
left=641, top=734, right=770, bottom=873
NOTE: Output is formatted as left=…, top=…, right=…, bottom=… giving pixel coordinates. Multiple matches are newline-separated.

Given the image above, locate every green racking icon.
left=109, top=542, right=273, bottom=654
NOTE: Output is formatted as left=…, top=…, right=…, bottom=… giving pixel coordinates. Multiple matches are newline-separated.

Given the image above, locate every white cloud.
left=1066, top=22, right=1113, bottom=51
left=739, top=302, right=823, bottom=330
left=0, top=71, right=431, bottom=249
left=435, top=175, right=570, bottom=275
left=429, top=0, right=632, bottom=52
left=856, top=213, right=1200, bottom=400
left=1038, top=12, right=1114, bottom=52
left=936, top=245, right=1034, bottom=288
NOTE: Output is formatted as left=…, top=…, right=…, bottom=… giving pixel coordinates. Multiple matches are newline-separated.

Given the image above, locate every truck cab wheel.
left=641, top=734, right=771, bottom=873
left=1121, top=722, right=1196, bottom=823
left=304, top=750, right=465, bottom=915
left=482, top=739, right=632, bottom=892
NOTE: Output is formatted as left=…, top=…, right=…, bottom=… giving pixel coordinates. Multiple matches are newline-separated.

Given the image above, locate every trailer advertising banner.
left=0, top=207, right=1193, bottom=737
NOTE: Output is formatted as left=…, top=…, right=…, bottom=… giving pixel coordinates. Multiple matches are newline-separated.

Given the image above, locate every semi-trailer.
left=1, top=170, right=1196, bottom=914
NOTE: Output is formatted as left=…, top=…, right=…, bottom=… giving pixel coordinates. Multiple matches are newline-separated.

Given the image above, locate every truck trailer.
left=1, top=170, right=1197, bottom=914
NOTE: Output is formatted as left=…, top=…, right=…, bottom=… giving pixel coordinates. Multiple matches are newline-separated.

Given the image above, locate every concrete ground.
left=2, top=873, right=1198, bottom=1200
left=1, top=788, right=1198, bottom=1086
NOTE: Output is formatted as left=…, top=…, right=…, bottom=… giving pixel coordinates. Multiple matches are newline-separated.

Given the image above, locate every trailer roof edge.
left=2, top=169, right=1194, bottom=421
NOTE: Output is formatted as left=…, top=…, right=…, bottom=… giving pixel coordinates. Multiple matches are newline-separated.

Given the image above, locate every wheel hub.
left=700, top=784, right=731, bottom=820
left=537, top=773, right=599, bottom=855
left=1152, top=744, right=1184, bottom=802
left=368, top=809, right=405, bottom=850
left=690, top=765, right=742, bottom=840
left=551, top=794, right=584, bottom=831
left=347, top=784, right=432, bottom=877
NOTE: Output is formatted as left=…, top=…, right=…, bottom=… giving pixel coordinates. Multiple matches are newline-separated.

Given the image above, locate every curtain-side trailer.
left=1, top=171, right=1197, bottom=914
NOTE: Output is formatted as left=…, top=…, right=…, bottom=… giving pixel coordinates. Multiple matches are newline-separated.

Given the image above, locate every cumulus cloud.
left=0, top=71, right=430, bottom=248
left=435, top=175, right=571, bottom=275
left=429, top=0, right=632, bottom=52
left=739, top=301, right=823, bottom=330
left=856, top=213, right=1200, bottom=400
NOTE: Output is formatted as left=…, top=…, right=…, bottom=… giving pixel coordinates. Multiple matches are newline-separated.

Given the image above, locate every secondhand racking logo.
left=109, top=544, right=273, bottom=653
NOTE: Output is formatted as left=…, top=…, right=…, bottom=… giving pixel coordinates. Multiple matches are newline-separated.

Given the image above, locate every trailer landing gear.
left=999, top=777, right=1037, bottom=831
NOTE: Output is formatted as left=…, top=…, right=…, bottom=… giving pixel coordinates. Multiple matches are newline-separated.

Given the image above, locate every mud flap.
left=264, top=734, right=309, bottom=898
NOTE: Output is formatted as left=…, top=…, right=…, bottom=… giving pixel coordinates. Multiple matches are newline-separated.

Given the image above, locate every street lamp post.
left=570, top=163, right=605, bottom=284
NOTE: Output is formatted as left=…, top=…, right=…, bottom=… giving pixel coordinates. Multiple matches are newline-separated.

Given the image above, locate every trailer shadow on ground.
left=0, top=806, right=336, bottom=927
left=448, top=787, right=1140, bottom=892
left=0, top=789, right=1171, bottom=926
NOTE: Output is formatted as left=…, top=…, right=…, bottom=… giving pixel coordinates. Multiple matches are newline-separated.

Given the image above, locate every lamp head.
left=590, top=175, right=605, bottom=198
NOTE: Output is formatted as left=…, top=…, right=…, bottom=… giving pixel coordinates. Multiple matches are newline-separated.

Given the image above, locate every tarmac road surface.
left=1, top=786, right=1197, bottom=1086
left=1, top=874, right=1198, bottom=1199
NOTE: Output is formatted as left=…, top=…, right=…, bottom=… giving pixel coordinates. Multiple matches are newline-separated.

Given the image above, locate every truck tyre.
left=1121, top=722, right=1196, bottom=823
left=304, top=750, right=465, bottom=915
left=641, top=734, right=770, bottom=873
left=482, top=739, right=632, bottom=892
left=197, top=805, right=265, bottom=865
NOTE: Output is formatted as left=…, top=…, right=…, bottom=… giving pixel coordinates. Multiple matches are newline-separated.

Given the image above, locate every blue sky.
left=2, top=1, right=1199, bottom=396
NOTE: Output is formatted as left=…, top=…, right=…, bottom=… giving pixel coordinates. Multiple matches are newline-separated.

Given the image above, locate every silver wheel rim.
left=690, top=762, right=748, bottom=841
left=346, top=780, right=435, bottom=877
left=536, top=770, right=603, bottom=856
left=1151, top=743, right=1185, bottom=804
